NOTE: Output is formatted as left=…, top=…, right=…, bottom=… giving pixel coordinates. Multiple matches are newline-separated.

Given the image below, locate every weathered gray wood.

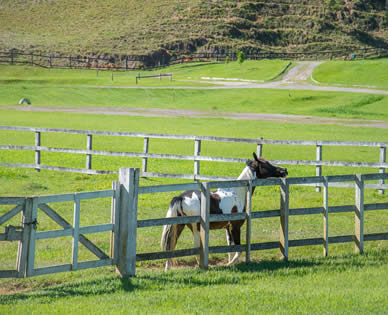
left=33, top=264, right=72, bottom=276
left=289, top=207, right=323, bottom=216
left=142, top=137, right=149, bottom=173
left=280, top=179, right=289, bottom=261
left=379, top=147, right=386, bottom=195
left=111, top=181, right=120, bottom=264
left=0, top=204, right=23, bottom=226
left=72, top=198, right=81, bottom=270
left=245, top=183, right=252, bottom=263
left=136, top=248, right=200, bottom=261
left=117, top=168, right=139, bottom=277
left=0, top=270, right=19, bottom=278
left=79, top=224, right=113, bottom=235
left=355, top=175, right=364, bottom=254
left=364, top=203, right=388, bottom=211
left=250, top=241, right=279, bottom=251
left=35, top=131, right=41, bottom=173
left=76, top=190, right=115, bottom=200
left=209, top=212, right=247, bottom=222
left=4, top=144, right=387, bottom=170
left=0, top=162, right=115, bottom=175
left=17, top=200, right=29, bottom=278
left=138, top=216, right=200, bottom=228
left=252, top=210, right=280, bottom=219
left=328, top=235, right=353, bottom=244
left=0, top=197, right=25, bottom=205
left=200, top=182, right=210, bottom=269
left=26, top=197, right=38, bottom=277
left=38, top=193, right=75, bottom=204
left=252, top=178, right=282, bottom=187
left=76, top=258, right=113, bottom=270
left=289, top=238, right=323, bottom=247
left=329, top=205, right=356, bottom=213
left=316, top=145, right=322, bottom=192
left=35, top=228, right=73, bottom=240
left=364, top=232, right=388, bottom=241
left=138, top=183, right=200, bottom=194
left=86, top=134, right=92, bottom=170
left=208, top=180, right=249, bottom=190
left=323, top=177, right=329, bottom=257
left=194, top=139, right=201, bottom=180
left=1, top=126, right=387, bottom=147
left=38, top=203, right=109, bottom=260
left=208, top=244, right=245, bottom=254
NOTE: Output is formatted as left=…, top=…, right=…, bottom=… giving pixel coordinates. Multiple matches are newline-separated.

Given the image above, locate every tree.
left=237, top=51, right=246, bottom=68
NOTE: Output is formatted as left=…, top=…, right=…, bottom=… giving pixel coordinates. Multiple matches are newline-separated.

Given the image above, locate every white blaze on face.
left=181, top=192, right=201, bottom=216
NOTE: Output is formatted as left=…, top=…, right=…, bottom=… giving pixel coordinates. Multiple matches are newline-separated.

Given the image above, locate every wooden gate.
left=0, top=184, right=120, bottom=278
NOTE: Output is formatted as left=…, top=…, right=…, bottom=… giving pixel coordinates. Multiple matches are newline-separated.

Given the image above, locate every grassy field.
left=1, top=62, right=388, bottom=122
left=0, top=60, right=387, bottom=313
left=312, top=59, right=388, bottom=90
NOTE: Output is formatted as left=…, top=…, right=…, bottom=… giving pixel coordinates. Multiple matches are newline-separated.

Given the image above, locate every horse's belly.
left=181, top=195, right=201, bottom=216
left=218, top=193, right=245, bottom=214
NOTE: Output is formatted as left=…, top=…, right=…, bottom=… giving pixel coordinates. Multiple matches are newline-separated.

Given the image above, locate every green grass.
left=1, top=250, right=387, bottom=314
left=0, top=61, right=387, bottom=313
left=313, top=59, right=388, bottom=90
left=1, top=64, right=388, bottom=121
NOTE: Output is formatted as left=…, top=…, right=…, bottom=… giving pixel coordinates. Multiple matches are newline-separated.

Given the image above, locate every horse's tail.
left=161, top=197, right=181, bottom=252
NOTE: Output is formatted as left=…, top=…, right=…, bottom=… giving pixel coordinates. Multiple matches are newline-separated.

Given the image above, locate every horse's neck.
left=220, top=167, right=253, bottom=200
left=237, top=166, right=254, bottom=181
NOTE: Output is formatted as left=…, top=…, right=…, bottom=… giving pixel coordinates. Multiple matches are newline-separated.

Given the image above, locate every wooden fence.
left=0, top=126, right=387, bottom=192
left=1, top=168, right=387, bottom=278
left=1, top=47, right=387, bottom=70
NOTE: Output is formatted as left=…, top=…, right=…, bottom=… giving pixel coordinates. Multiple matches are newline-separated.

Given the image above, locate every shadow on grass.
left=1, top=249, right=386, bottom=305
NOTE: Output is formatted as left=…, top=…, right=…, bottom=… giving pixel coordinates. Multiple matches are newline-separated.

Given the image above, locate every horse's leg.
left=225, top=225, right=233, bottom=263
left=227, top=221, right=243, bottom=265
left=165, top=224, right=185, bottom=271
left=188, top=223, right=201, bottom=264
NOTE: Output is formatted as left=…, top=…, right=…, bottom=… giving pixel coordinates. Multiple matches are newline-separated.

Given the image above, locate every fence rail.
left=1, top=126, right=387, bottom=193
left=1, top=168, right=387, bottom=278
left=1, top=47, right=387, bottom=70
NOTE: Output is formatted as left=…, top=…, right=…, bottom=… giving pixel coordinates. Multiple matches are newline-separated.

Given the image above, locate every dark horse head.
left=247, top=153, right=288, bottom=179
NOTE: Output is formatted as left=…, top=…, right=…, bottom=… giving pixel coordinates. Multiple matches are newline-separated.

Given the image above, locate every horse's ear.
left=253, top=152, right=259, bottom=161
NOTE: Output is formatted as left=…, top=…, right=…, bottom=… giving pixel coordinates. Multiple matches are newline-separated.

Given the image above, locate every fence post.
left=72, top=197, right=81, bottom=270
left=117, top=168, right=139, bottom=277
left=26, top=197, right=38, bottom=277
left=316, top=145, right=322, bottom=192
left=111, top=181, right=121, bottom=265
left=200, top=182, right=210, bottom=269
left=257, top=138, right=263, bottom=158
left=16, top=198, right=29, bottom=278
left=35, top=132, right=41, bottom=172
left=10, top=50, right=14, bottom=65
left=142, top=137, right=149, bottom=173
left=245, top=181, right=253, bottom=263
left=355, top=175, right=364, bottom=254
left=194, top=139, right=201, bottom=180
left=379, top=147, right=386, bottom=195
left=86, top=134, right=92, bottom=171
left=323, top=177, right=329, bottom=257
left=280, top=178, right=289, bottom=261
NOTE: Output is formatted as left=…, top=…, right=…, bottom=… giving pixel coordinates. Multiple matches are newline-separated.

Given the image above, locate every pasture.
left=0, top=60, right=387, bottom=314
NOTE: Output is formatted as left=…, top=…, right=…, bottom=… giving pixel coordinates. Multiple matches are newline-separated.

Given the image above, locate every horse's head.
left=247, top=153, right=288, bottom=179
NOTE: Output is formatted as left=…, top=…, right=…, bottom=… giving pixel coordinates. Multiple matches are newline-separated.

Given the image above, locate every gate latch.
left=5, top=225, right=23, bottom=241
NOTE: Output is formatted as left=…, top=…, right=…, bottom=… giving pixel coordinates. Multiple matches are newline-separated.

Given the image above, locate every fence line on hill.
left=0, top=126, right=387, bottom=193
left=1, top=168, right=387, bottom=278
left=0, top=47, right=387, bottom=70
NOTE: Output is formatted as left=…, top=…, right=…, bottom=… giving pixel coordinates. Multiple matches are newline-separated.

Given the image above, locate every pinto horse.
left=161, top=153, right=288, bottom=270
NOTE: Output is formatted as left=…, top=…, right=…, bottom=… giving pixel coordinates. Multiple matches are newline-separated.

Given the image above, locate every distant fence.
left=0, top=126, right=387, bottom=193
left=1, top=168, right=387, bottom=278
left=1, top=47, right=387, bottom=70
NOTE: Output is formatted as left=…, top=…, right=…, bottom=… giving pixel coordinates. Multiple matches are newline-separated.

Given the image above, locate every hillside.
left=0, top=0, right=387, bottom=65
